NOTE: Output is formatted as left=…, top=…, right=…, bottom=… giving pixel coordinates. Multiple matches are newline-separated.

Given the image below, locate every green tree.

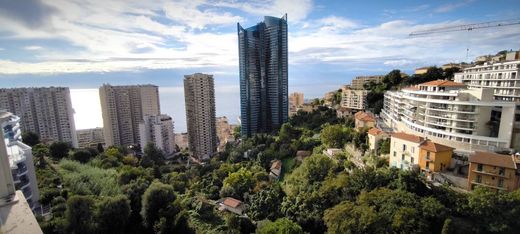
left=324, top=201, right=383, bottom=234
left=257, top=218, right=303, bottom=234
left=378, top=138, right=390, bottom=155
left=320, top=124, right=346, bottom=148
left=144, top=142, right=165, bottom=165
left=22, top=131, right=40, bottom=146
left=248, top=184, right=285, bottom=220
left=221, top=167, right=254, bottom=199
left=71, top=149, right=94, bottom=163
left=141, top=181, right=177, bottom=230
left=96, top=195, right=131, bottom=234
left=49, top=141, right=72, bottom=160
left=66, top=195, right=95, bottom=234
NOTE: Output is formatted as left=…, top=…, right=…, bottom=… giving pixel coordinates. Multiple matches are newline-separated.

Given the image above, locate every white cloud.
left=435, top=0, right=475, bottom=13
left=163, top=1, right=242, bottom=29
left=23, top=45, right=44, bottom=50
left=217, top=0, right=313, bottom=21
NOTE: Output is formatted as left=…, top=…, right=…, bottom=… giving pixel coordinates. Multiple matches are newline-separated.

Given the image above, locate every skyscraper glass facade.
left=238, top=14, right=288, bottom=137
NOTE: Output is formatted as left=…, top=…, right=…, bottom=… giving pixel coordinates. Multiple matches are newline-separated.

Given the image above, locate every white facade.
left=381, top=80, right=516, bottom=153
left=0, top=87, right=78, bottom=147
left=341, top=87, right=367, bottom=110
left=99, top=84, right=160, bottom=146
left=454, top=60, right=520, bottom=102
left=0, top=112, right=39, bottom=209
left=139, top=115, right=175, bottom=155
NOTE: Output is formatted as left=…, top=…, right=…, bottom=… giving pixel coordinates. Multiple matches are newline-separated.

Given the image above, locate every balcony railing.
left=471, top=180, right=508, bottom=190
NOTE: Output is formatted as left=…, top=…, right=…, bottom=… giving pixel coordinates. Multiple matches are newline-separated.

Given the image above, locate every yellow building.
left=468, top=151, right=520, bottom=192
left=418, top=141, right=453, bottom=176
left=414, top=66, right=431, bottom=75
left=367, top=128, right=387, bottom=154
left=389, top=132, right=453, bottom=175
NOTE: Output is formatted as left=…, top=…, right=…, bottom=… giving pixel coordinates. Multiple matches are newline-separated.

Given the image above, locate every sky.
left=1, top=0, right=519, bottom=131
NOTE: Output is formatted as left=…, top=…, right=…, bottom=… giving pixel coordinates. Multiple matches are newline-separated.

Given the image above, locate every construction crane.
left=409, top=18, right=520, bottom=37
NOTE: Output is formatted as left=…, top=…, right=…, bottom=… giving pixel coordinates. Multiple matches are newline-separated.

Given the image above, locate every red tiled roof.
left=391, top=132, right=424, bottom=143
left=367, top=128, right=384, bottom=136
left=354, top=111, right=375, bottom=122
left=420, top=80, right=466, bottom=87
left=223, top=197, right=242, bottom=208
left=469, top=151, right=516, bottom=169
left=419, top=141, right=453, bottom=152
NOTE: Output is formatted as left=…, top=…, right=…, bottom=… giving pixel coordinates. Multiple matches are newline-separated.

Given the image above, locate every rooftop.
left=367, top=128, right=385, bottom=136
left=420, top=80, right=466, bottom=87
left=354, top=111, right=375, bottom=122
left=419, top=141, right=453, bottom=152
left=391, top=132, right=424, bottom=143
left=222, top=197, right=242, bottom=208
left=0, top=191, right=43, bottom=234
left=469, top=151, right=517, bottom=169
left=271, top=160, right=282, bottom=170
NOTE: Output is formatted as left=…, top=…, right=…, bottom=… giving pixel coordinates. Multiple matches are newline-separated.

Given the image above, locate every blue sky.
left=1, top=0, right=519, bottom=131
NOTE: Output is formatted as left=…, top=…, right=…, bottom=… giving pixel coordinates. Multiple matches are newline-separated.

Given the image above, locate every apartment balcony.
left=471, top=180, right=508, bottom=190
left=472, top=169, right=509, bottom=178
left=16, top=163, right=28, bottom=176
left=22, top=187, right=33, bottom=200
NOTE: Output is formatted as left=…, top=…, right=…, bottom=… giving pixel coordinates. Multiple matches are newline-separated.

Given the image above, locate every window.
left=499, top=167, right=505, bottom=176
left=393, top=151, right=396, bottom=157
left=425, top=161, right=430, bottom=170
left=477, top=164, right=483, bottom=171
left=402, top=154, right=405, bottom=160
left=411, top=157, right=414, bottom=164
left=411, top=147, right=415, bottom=154
left=498, top=178, right=504, bottom=188
left=402, top=144, right=406, bottom=151
left=476, top=175, right=482, bottom=183
left=426, top=152, right=430, bottom=160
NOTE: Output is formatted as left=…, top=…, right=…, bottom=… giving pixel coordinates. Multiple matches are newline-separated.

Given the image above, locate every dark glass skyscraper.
left=238, top=14, right=288, bottom=137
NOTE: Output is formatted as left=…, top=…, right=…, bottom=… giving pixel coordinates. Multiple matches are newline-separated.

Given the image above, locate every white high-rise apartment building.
left=0, top=111, right=39, bottom=209
left=381, top=80, right=516, bottom=153
left=184, top=73, right=217, bottom=160
left=341, top=87, right=368, bottom=110
left=0, top=87, right=78, bottom=147
left=99, top=84, right=160, bottom=147
left=139, top=115, right=175, bottom=155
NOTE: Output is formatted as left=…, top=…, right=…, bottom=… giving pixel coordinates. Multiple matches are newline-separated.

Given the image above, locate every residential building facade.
left=467, top=151, right=520, bottom=192
left=0, top=87, right=78, bottom=147
left=184, top=73, right=218, bottom=160
left=381, top=80, right=516, bottom=153
left=0, top=112, right=39, bottom=209
left=367, top=128, right=387, bottom=154
left=216, top=116, right=236, bottom=152
left=341, top=87, right=368, bottom=110
left=354, top=111, right=375, bottom=129
left=174, top=133, right=189, bottom=150
left=350, top=75, right=384, bottom=90
left=99, top=84, right=160, bottom=147
left=238, top=15, right=288, bottom=137
left=389, top=132, right=453, bottom=175
left=76, top=127, right=105, bottom=149
left=139, top=115, right=175, bottom=155
left=289, top=92, right=304, bottom=117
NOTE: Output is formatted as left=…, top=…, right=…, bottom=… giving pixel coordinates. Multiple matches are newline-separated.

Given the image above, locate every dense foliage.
left=34, top=106, right=520, bottom=234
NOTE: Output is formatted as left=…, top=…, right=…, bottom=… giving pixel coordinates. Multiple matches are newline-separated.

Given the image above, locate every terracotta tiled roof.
left=271, top=160, right=282, bottom=170
left=419, top=141, right=453, bottom=152
left=367, top=128, right=384, bottom=136
left=420, top=80, right=466, bottom=87
left=469, top=151, right=516, bottom=169
left=391, top=132, right=424, bottom=143
left=354, top=111, right=375, bottom=122
left=223, top=197, right=242, bottom=208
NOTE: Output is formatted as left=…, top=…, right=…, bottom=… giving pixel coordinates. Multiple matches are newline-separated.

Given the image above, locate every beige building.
left=367, top=128, right=388, bottom=153
left=354, top=111, right=375, bottom=129
left=216, top=116, right=236, bottom=152
left=174, top=133, right=189, bottom=150
left=468, top=151, right=520, bottom=192
left=415, top=66, right=431, bottom=75
left=381, top=80, right=516, bottom=153
left=341, top=87, right=368, bottom=110
left=139, top=115, right=175, bottom=155
left=351, top=75, right=384, bottom=90
left=99, top=84, right=160, bottom=147
left=76, top=128, right=104, bottom=148
left=0, top=87, right=78, bottom=147
left=184, top=73, right=217, bottom=160
left=289, top=92, right=304, bottom=116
